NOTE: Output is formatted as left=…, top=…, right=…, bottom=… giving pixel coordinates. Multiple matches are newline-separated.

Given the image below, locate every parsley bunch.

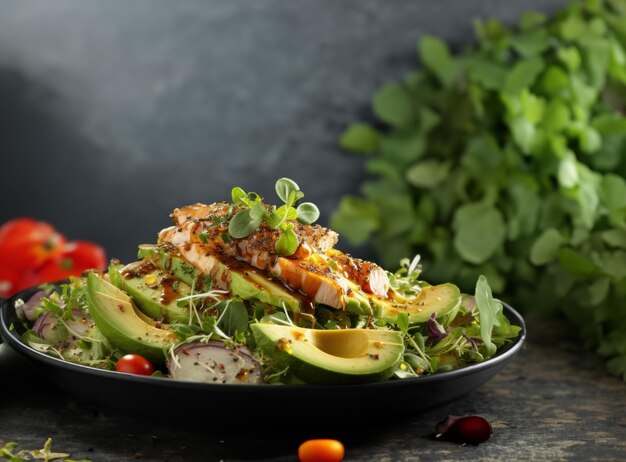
left=331, top=0, right=626, bottom=379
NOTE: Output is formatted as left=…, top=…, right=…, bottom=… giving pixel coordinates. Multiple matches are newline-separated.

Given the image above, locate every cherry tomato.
left=35, top=241, right=107, bottom=282
left=0, top=218, right=66, bottom=272
left=298, top=439, right=345, bottom=462
left=115, top=354, right=155, bottom=376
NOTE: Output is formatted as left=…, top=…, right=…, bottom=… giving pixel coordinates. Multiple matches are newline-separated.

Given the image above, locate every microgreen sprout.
left=227, top=178, right=320, bottom=256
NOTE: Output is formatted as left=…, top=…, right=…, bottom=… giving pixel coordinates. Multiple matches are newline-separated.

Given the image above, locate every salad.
left=13, top=178, right=520, bottom=385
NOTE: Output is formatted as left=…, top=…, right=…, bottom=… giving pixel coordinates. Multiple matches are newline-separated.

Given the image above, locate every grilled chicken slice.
left=271, top=257, right=348, bottom=309
left=159, top=202, right=389, bottom=310
left=160, top=225, right=349, bottom=309
left=169, top=202, right=339, bottom=269
left=327, top=250, right=390, bottom=298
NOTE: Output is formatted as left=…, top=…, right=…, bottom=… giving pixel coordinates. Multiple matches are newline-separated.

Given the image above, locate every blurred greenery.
left=332, top=0, right=626, bottom=380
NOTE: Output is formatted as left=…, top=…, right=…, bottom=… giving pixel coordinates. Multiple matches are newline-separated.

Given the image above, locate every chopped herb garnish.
left=227, top=178, right=320, bottom=256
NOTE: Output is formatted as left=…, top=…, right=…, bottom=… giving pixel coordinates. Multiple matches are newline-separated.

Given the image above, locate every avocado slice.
left=251, top=323, right=404, bottom=384
left=108, top=261, right=191, bottom=323
left=86, top=272, right=177, bottom=363
left=373, top=283, right=462, bottom=325
left=137, top=244, right=302, bottom=313
left=344, top=281, right=374, bottom=316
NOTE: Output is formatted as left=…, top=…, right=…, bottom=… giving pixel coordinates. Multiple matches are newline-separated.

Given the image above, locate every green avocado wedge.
left=137, top=244, right=302, bottom=313
left=108, top=261, right=191, bottom=323
left=374, top=283, right=462, bottom=325
left=251, top=323, right=404, bottom=384
left=86, top=272, right=177, bottom=363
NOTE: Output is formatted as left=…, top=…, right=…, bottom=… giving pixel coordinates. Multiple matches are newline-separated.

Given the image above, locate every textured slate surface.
left=1, top=316, right=625, bottom=461
left=0, top=0, right=569, bottom=262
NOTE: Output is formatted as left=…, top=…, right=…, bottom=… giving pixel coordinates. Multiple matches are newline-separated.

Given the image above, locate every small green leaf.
left=419, top=35, right=457, bottom=86
left=475, top=275, right=502, bottom=357
left=557, top=46, right=581, bottom=71
left=330, top=196, right=380, bottom=245
left=504, top=56, right=544, bottom=94
left=406, top=160, right=450, bottom=188
left=265, top=212, right=283, bottom=229
left=580, top=127, right=602, bottom=153
left=510, top=117, right=536, bottom=153
left=249, top=203, right=267, bottom=220
left=601, top=229, right=626, bottom=249
left=246, top=191, right=262, bottom=203
left=540, top=66, right=570, bottom=96
left=597, top=251, right=626, bottom=279
left=231, top=187, right=247, bottom=206
left=396, top=312, right=409, bottom=333
left=600, top=174, right=626, bottom=211
left=275, top=178, right=300, bottom=204
left=559, top=14, right=587, bottom=41
left=216, top=300, right=249, bottom=336
left=530, top=228, right=564, bottom=265
left=296, top=202, right=320, bottom=225
left=380, top=131, right=426, bottom=165
left=591, top=114, right=626, bottom=136
left=510, top=29, right=550, bottom=56
left=543, top=99, right=570, bottom=132
left=558, top=154, right=579, bottom=188
left=228, top=209, right=262, bottom=239
left=339, top=123, right=381, bottom=154
left=467, top=57, right=507, bottom=90
left=582, top=40, right=610, bottom=89
left=373, top=82, right=415, bottom=127
left=559, top=248, right=600, bottom=276
left=275, top=224, right=299, bottom=256
left=275, top=204, right=298, bottom=221
left=453, top=204, right=506, bottom=265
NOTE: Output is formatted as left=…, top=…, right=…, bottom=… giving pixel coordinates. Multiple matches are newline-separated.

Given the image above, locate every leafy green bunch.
left=331, top=0, right=626, bottom=378
left=228, top=178, right=320, bottom=256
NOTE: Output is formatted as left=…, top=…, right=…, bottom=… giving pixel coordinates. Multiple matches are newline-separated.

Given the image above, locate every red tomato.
left=14, top=270, right=42, bottom=294
left=34, top=241, right=107, bottom=283
left=0, top=218, right=66, bottom=272
left=298, top=439, right=345, bottom=462
left=115, top=354, right=155, bottom=376
left=0, top=266, right=21, bottom=297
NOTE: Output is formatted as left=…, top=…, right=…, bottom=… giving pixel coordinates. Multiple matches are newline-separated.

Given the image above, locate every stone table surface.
left=1, top=316, right=625, bottom=462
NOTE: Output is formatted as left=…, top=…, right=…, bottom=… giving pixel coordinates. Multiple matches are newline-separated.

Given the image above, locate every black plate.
left=0, top=284, right=526, bottom=418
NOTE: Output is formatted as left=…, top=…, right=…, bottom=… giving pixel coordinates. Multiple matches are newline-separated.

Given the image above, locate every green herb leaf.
left=275, top=178, right=300, bottom=204
left=216, top=300, right=249, bottom=336
left=249, top=203, right=267, bottom=220
left=231, top=186, right=247, bottom=206
left=275, top=224, right=299, bottom=256
left=504, top=56, right=544, bottom=94
left=475, top=275, right=501, bottom=357
left=228, top=208, right=262, bottom=239
left=530, top=228, right=564, bottom=265
left=339, top=123, right=381, bottom=154
left=296, top=202, right=320, bottom=225
left=453, top=204, right=506, bottom=265
left=406, top=160, right=450, bottom=189
left=372, top=82, right=415, bottom=127
left=330, top=196, right=380, bottom=245
left=419, top=35, right=457, bottom=86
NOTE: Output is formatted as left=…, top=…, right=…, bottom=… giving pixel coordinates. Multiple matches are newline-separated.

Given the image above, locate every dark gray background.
left=0, top=0, right=570, bottom=263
